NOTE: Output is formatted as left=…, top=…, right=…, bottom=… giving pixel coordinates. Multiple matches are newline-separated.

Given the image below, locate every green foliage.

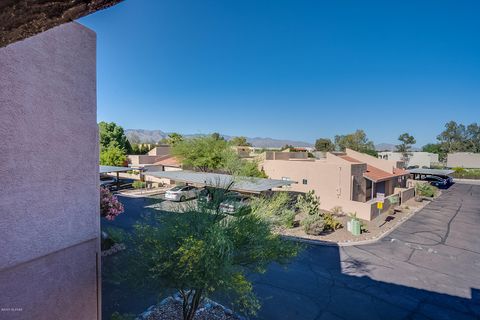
left=110, top=312, right=135, bottom=320
left=322, top=212, right=343, bottom=231
left=132, top=181, right=146, bottom=189
left=128, top=191, right=299, bottom=320
left=172, top=136, right=229, bottom=172
left=396, top=133, right=416, bottom=164
left=100, top=144, right=127, bottom=166
left=250, top=192, right=297, bottom=228
left=315, top=138, right=334, bottom=152
left=159, top=132, right=184, bottom=145
left=296, top=190, right=320, bottom=216
left=452, top=168, right=480, bottom=179
left=230, top=136, right=252, bottom=147
left=99, top=122, right=131, bottom=153
left=415, top=183, right=437, bottom=197
left=173, top=136, right=265, bottom=177
left=130, top=143, right=152, bottom=155
left=301, top=213, right=325, bottom=235
left=334, top=129, right=376, bottom=155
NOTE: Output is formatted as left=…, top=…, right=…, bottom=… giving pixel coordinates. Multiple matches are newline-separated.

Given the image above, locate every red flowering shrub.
left=100, top=187, right=124, bottom=220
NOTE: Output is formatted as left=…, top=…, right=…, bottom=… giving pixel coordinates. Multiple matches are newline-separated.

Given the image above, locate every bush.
left=132, top=181, right=146, bottom=189
left=100, top=187, right=124, bottom=220
left=250, top=192, right=297, bottom=228
left=452, top=168, right=480, bottom=179
left=415, top=183, right=437, bottom=197
left=296, top=190, right=320, bottom=216
left=322, top=212, right=343, bottom=231
left=330, top=206, right=343, bottom=216
left=301, top=214, right=325, bottom=235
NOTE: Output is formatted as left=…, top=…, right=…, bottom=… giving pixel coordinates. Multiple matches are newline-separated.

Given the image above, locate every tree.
left=466, top=123, right=480, bottom=153
left=230, top=136, right=252, bottom=147
left=172, top=136, right=230, bottom=172
left=129, top=190, right=299, bottom=320
left=395, top=133, right=416, bottom=164
left=211, top=132, right=224, bottom=141
left=281, top=144, right=294, bottom=151
left=160, top=132, right=184, bottom=145
left=100, top=144, right=127, bottom=166
left=436, top=121, right=467, bottom=154
left=314, top=138, right=334, bottom=152
left=334, top=130, right=376, bottom=155
left=99, top=122, right=131, bottom=153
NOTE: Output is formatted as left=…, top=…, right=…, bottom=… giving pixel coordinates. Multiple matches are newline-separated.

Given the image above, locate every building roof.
left=364, top=165, right=408, bottom=182
left=99, top=165, right=131, bottom=174
left=408, top=168, right=455, bottom=176
left=153, top=155, right=181, bottom=168
left=339, top=155, right=409, bottom=182
left=1, top=0, right=123, bottom=48
left=145, top=170, right=297, bottom=193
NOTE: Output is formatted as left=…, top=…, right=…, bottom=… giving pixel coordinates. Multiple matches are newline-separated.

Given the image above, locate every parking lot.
left=252, top=183, right=480, bottom=319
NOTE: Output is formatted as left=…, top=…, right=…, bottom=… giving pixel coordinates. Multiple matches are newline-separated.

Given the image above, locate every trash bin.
left=351, top=219, right=361, bottom=236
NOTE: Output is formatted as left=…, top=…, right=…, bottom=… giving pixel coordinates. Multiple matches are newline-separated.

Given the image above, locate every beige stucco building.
left=447, top=152, right=480, bottom=169
left=262, top=149, right=410, bottom=220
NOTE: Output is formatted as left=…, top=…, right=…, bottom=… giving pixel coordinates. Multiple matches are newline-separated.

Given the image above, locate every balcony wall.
left=0, top=22, right=99, bottom=319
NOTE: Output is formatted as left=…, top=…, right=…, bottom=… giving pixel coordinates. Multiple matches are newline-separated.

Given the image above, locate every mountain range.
left=125, top=129, right=314, bottom=148
left=125, top=129, right=407, bottom=151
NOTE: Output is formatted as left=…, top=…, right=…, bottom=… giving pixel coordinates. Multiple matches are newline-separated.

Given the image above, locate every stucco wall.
left=447, top=152, right=480, bottom=169
left=0, top=22, right=98, bottom=319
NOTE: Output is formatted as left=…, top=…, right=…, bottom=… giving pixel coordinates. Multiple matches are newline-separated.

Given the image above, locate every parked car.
left=219, top=193, right=251, bottom=214
left=165, top=185, right=199, bottom=202
left=422, top=175, right=448, bottom=188
left=100, top=175, right=117, bottom=189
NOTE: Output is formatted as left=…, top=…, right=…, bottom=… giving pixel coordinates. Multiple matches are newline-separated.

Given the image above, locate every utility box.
left=351, top=219, right=361, bottom=236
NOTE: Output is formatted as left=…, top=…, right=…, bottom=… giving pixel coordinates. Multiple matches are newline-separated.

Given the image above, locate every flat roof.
left=99, top=165, right=131, bottom=174
left=408, top=168, right=455, bottom=176
left=145, top=170, right=297, bottom=193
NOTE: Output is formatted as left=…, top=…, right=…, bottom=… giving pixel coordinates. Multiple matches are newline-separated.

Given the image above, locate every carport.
left=144, top=170, right=297, bottom=194
left=408, top=168, right=454, bottom=180
left=99, top=165, right=133, bottom=189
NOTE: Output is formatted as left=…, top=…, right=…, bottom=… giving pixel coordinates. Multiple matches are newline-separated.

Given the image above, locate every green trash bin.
left=351, top=219, right=361, bottom=236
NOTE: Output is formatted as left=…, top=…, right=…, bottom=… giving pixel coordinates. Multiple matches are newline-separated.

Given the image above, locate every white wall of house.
left=378, top=151, right=439, bottom=168
left=447, top=153, right=480, bottom=169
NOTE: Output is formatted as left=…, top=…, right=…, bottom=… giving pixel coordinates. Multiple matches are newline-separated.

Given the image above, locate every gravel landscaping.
left=279, top=197, right=431, bottom=244
left=138, top=295, right=243, bottom=320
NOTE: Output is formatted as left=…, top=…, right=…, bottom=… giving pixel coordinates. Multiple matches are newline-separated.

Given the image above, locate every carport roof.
left=99, top=165, right=131, bottom=174
left=408, top=168, right=455, bottom=176
left=145, top=170, right=297, bottom=193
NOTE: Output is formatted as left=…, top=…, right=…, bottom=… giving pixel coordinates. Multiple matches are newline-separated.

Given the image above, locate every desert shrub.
left=322, top=212, right=343, bottom=231
left=296, top=190, right=320, bottom=215
left=250, top=192, right=297, bottom=228
left=132, top=181, right=146, bottom=189
left=330, top=206, right=343, bottom=216
left=415, top=183, right=437, bottom=197
left=452, top=168, right=480, bottom=179
left=301, top=213, right=325, bottom=235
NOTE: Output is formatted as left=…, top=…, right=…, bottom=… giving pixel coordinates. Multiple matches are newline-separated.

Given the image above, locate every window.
left=302, top=179, right=308, bottom=185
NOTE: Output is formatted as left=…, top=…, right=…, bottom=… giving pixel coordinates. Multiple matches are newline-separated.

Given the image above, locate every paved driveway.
left=252, top=183, right=480, bottom=319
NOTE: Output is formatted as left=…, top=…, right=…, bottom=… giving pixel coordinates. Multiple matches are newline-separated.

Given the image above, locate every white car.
left=165, top=185, right=199, bottom=202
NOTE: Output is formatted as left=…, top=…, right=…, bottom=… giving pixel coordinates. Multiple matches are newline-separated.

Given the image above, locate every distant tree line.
left=314, top=129, right=377, bottom=156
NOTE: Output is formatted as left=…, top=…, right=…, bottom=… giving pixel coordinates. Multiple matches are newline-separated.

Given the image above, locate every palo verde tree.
left=396, top=133, right=416, bottom=165
left=129, top=186, right=299, bottom=320
left=172, top=135, right=265, bottom=177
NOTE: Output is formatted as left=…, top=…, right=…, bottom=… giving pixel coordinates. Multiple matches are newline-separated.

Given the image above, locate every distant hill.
left=125, top=129, right=313, bottom=148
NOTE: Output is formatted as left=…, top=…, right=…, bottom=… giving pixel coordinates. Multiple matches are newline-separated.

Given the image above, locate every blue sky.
left=79, top=0, right=480, bottom=147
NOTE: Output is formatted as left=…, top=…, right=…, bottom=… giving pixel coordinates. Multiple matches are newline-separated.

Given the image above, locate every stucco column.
left=0, top=22, right=100, bottom=320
